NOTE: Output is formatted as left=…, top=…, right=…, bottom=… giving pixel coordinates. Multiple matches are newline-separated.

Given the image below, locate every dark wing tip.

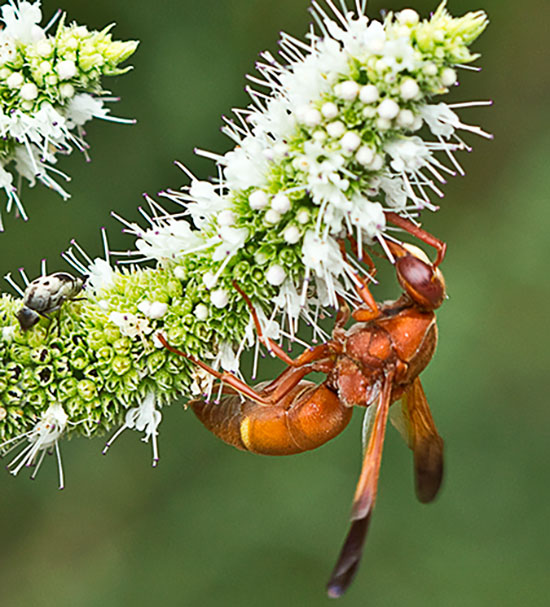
left=415, top=437, right=444, bottom=503
left=326, top=515, right=371, bottom=599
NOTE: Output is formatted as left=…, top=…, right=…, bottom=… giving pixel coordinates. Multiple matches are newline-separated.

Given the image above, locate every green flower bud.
left=113, top=338, right=131, bottom=355
left=53, top=358, right=71, bottom=378
left=112, top=356, right=132, bottom=376
left=77, top=380, right=97, bottom=402
left=4, top=387, right=24, bottom=405
left=147, top=352, right=166, bottom=375
left=30, top=347, right=51, bottom=365
left=59, top=377, right=78, bottom=399
left=70, top=347, right=89, bottom=370
left=27, top=390, right=46, bottom=408
left=35, top=365, right=54, bottom=387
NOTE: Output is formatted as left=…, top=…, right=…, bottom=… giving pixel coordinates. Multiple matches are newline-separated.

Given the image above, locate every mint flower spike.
left=0, top=1, right=139, bottom=229
left=157, top=1, right=492, bottom=326
left=0, top=2, right=490, bottom=488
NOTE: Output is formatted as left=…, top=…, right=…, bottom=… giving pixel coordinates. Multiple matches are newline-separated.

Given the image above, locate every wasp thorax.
left=395, top=244, right=446, bottom=310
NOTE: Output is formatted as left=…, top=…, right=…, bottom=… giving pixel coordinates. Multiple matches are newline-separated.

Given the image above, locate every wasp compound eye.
left=395, top=254, right=446, bottom=311
left=16, top=306, right=40, bottom=331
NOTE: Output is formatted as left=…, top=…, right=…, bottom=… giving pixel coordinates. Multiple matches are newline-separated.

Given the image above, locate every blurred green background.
left=1, top=0, right=549, bottom=605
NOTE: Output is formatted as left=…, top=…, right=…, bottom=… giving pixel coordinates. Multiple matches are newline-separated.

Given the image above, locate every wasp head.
left=389, top=243, right=446, bottom=311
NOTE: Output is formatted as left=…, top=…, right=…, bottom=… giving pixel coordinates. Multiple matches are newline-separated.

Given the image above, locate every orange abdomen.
left=191, top=381, right=352, bottom=455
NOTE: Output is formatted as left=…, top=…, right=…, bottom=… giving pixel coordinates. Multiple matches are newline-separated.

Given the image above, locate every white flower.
left=59, top=83, right=75, bottom=98
left=194, top=303, right=209, bottom=321
left=243, top=306, right=281, bottom=352
left=223, top=136, right=269, bottom=190
left=0, top=37, right=16, bottom=65
left=135, top=218, right=208, bottom=262
left=65, top=93, right=107, bottom=127
left=35, top=39, right=52, bottom=57
left=20, top=82, right=38, bottom=100
left=203, top=271, right=217, bottom=289
left=396, top=109, right=415, bottom=128
left=297, top=105, right=322, bottom=127
left=386, top=137, right=432, bottom=173
left=441, top=67, right=458, bottom=87
left=56, top=59, right=77, bottom=80
left=1, top=325, right=16, bottom=341
left=6, top=71, right=24, bottom=88
left=86, top=258, right=116, bottom=294
left=302, top=232, right=344, bottom=277
left=249, top=189, right=269, bottom=210
left=211, top=288, right=229, bottom=309
left=137, top=300, right=168, bottom=319
left=219, top=341, right=239, bottom=372
left=356, top=145, right=375, bottom=166
left=266, top=264, right=286, bottom=286
left=108, top=311, right=153, bottom=339
left=335, top=80, right=360, bottom=101
left=362, top=21, right=386, bottom=54
left=349, top=197, right=386, bottom=242
left=379, top=176, right=408, bottom=209
left=381, top=37, right=417, bottom=73
left=398, top=9, right=419, bottom=26
left=264, top=209, right=281, bottom=225
left=271, top=193, right=291, bottom=214
left=1, top=403, right=68, bottom=489
left=321, top=102, right=339, bottom=119
left=296, top=209, right=309, bottom=224
left=378, top=99, right=400, bottom=120
left=327, top=121, right=346, bottom=138
left=103, top=393, right=163, bottom=466
left=283, top=225, right=301, bottom=244
left=340, top=131, right=361, bottom=153
left=400, top=78, right=420, bottom=100
left=420, top=103, right=460, bottom=138
left=359, top=84, right=379, bottom=104
left=1, top=1, right=45, bottom=44
left=0, top=163, right=14, bottom=188
left=213, top=226, right=248, bottom=262
left=184, top=180, right=228, bottom=228
left=218, top=209, right=235, bottom=226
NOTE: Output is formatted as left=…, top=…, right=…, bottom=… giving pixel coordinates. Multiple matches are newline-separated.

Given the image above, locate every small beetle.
left=16, top=272, right=84, bottom=332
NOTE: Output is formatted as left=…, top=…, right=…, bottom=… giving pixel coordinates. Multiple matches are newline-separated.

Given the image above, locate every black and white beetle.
left=16, top=272, right=84, bottom=331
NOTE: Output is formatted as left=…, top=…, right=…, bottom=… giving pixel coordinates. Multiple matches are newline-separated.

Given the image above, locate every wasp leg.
left=346, top=233, right=377, bottom=278
left=232, top=281, right=334, bottom=367
left=338, top=240, right=380, bottom=321
left=386, top=212, right=447, bottom=267
left=158, top=334, right=274, bottom=405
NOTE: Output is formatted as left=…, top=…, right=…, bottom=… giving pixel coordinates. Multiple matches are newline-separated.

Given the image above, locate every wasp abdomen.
left=191, top=381, right=352, bottom=456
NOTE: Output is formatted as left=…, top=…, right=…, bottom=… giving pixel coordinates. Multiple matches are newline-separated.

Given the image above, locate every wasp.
left=158, top=241, right=446, bottom=597
left=16, top=272, right=84, bottom=332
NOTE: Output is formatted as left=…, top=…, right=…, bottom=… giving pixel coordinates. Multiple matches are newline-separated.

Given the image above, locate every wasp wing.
left=390, top=377, right=444, bottom=503
left=326, top=370, right=394, bottom=598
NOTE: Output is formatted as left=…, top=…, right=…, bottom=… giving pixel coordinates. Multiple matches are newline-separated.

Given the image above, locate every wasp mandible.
left=158, top=241, right=446, bottom=598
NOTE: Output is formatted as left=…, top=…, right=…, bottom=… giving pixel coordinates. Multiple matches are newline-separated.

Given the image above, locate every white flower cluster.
left=131, top=1, right=488, bottom=324
left=0, top=1, right=138, bottom=228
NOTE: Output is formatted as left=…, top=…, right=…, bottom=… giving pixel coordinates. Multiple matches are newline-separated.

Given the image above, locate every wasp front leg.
left=386, top=212, right=447, bottom=267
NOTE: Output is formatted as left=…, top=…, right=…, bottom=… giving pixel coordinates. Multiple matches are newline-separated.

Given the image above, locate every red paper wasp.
left=158, top=236, right=446, bottom=597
